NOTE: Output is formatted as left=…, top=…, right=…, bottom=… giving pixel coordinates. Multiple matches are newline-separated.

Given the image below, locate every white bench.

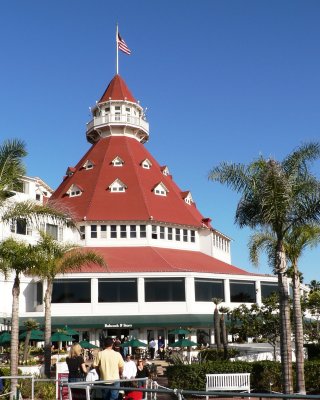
left=206, top=373, right=250, bottom=400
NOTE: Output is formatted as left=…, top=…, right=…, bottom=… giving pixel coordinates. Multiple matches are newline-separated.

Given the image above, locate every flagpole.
left=116, top=23, right=119, bottom=75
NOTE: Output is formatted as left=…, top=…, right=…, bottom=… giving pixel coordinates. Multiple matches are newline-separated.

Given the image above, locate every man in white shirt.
left=123, top=355, right=137, bottom=379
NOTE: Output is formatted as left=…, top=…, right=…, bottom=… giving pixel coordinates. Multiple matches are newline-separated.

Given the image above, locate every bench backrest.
left=206, top=373, right=250, bottom=392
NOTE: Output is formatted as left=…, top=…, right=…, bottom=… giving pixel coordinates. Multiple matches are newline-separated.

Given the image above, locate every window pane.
left=175, top=228, right=180, bottom=241
left=168, top=228, right=173, bottom=240
left=36, top=282, right=43, bottom=305
left=120, top=225, right=127, bottom=238
left=52, top=280, right=91, bottom=303
left=230, top=281, right=256, bottom=302
left=140, top=225, right=146, bottom=238
left=16, top=219, right=27, bottom=235
left=111, top=225, right=117, bottom=238
left=130, top=225, right=136, bottom=238
left=183, top=229, right=188, bottom=242
left=261, top=282, right=278, bottom=300
left=46, top=223, right=58, bottom=240
left=98, top=279, right=137, bottom=302
left=145, top=278, right=185, bottom=302
left=191, top=230, right=195, bottom=243
left=152, top=225, right=157, bottom=239
left=195, top=279, right=224, bottom=301
left=160, top=227, right=165, bottom=239
left=101, top=225, right=107, bottom=238
left=91, top=225, right=97, bottom=238
left=80, top=226, right=85, bottom=240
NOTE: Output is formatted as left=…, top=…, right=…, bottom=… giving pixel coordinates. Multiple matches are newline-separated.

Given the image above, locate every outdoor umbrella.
left=170, top=338, right=198, bottom=347
left=170, top=338, right=199, bottom=364
left=168, top=328, right=191, bottom=335
left=61, top=325, right=79, bottom=336
left=120, top=338, right=147, bottom=348
left=50, top=332, right=73, bottom=342
left=79, top=340, right=99, bottom=349
left=0, top=331, right=11, bottom=345
left=19, top=330, right=44, bottom=341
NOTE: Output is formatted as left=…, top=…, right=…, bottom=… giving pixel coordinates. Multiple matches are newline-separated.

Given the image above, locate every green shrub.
left=0, top=367, right=11, bottom=395
left=166, top=360, right=320, bottom=393
left=250, top=361, right=282, bottom=392
left=19, top=377, right=56, bottom=400
left=167, top=361, right=252, bottom=391
left=305, top=361, right=320, bottom=393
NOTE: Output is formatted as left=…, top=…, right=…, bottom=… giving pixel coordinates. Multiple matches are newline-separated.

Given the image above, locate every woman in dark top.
left=136, top=359, right=149, bottom=387
left=66, top=343, right=87, bottom=382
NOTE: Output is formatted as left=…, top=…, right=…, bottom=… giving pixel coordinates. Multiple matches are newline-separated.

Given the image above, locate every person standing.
left=93, top=337, right=124, bottom=400
left=148, top=338, right=156, bottom=360
left=136, top=359, right=149, bottom=387
left=66, top=343, right=87, bottom=382
left=123, top=355, right=137, bottom=380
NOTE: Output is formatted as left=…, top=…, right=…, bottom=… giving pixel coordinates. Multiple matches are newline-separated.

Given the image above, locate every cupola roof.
left=98, top=74, right=136, bottom=103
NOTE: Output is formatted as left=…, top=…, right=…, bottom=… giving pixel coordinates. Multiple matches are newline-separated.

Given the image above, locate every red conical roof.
left=51, top=136, right=206, bottom=226
left=98, top=74, right=136, bottom=103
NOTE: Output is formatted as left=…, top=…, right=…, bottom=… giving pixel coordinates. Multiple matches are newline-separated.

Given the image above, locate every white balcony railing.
left=86, top=114, right=149, bottom=133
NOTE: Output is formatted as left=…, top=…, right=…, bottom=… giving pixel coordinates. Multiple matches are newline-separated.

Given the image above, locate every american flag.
left=117, top=33, right=131, bottom=55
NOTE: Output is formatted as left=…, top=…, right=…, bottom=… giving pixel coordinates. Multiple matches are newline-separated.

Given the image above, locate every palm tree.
left=0, top=238, right=38, bottom=397
left=219, top=306, right=229, bottom=359
left=249, top=224, right=320, bottom=393
left=28, top=232, right=106, bottom=377
left=212, top=297, right=222, bottom=350
left=284, top=225, right=320, bottom=394
left=309, top=280, right=320, bottom=293
left=209, top=142, right=320, bottom=393
left=22, top=318, right=40, bottom=364
left=0, top=138, right=27, bottom=203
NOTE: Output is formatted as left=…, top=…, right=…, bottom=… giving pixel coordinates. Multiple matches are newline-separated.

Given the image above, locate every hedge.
left=0, top=367, right=55, bottom=399
left=166, top=360, right=320, bottom=393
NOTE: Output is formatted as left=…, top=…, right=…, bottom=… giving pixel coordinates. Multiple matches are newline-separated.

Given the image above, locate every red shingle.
left=51, top=136, right=207, bottom=227
left=99, top=75, right=136, bottom=103
left=78, top=247, right=252, bottom=275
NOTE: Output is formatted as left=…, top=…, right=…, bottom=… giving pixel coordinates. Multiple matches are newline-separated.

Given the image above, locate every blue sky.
left=1, top=0, right=319, bottom=283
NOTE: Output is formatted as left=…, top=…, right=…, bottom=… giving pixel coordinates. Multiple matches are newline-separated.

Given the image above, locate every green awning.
left=20, top=314, right=214, bottom=329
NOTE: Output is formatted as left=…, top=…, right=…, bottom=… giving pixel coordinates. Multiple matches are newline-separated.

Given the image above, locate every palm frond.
left=282, top=142, right=320, bottom=176
left=208, top=162, right=251, bottom=193
left=248, top=231, right=277, bottom=269
left=0, top=200, right=76, bottom=228
left=0, top=139, right=27, bottom=194
left=60, top=251, right=106, bottom=274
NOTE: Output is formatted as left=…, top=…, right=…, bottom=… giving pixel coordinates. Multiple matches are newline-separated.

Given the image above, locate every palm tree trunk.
left=10, top=273, right=20, bottom=400
left=23, top=330, right=31, bottom=364
left=220, top=314, right=228, bottom=359
left=292, top=262, right=306, bottom=394
left=44, top=280, right=53, bottom=378
left=276, top=244, right=293, bottom=394
left=214, top=308, right=221, bottom=350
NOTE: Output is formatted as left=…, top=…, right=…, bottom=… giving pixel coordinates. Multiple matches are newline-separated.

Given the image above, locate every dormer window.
left=66, top=167, right=76, bottom=177
left=153, top=182, right=168, bottom=197
left=181, top=191, right=194, bottom=205
left=161, top=166, right=170, bottom=176
left=108, top=179, right=127, bottom=193
left=82, top=160, right=94, bottom=170
left=67, top=184, right=83, bottom=197
left=141, top=159, right=152, bottom=169
left=111, top=156, right=124, bottom=167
